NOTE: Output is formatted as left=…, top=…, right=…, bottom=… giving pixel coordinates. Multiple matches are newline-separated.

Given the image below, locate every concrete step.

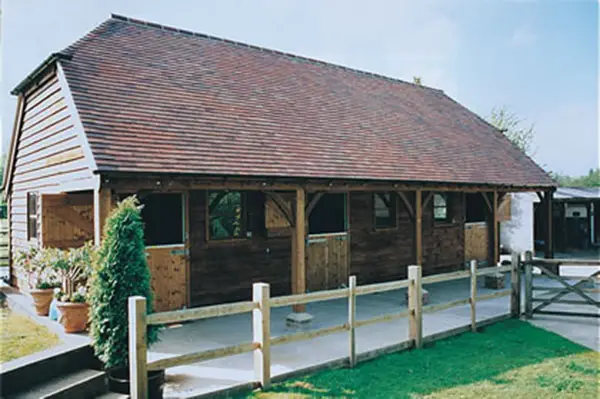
left=1, top=344, right=98, bottom=396
left=6, top=368, right=106, bottom=399
left=95, top=393, right=129, bottom=399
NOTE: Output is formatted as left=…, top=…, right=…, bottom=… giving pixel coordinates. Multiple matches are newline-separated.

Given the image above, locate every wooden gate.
left=524, top=256, right=600, bottom=318
left=307, top=233, right=349, bottom=291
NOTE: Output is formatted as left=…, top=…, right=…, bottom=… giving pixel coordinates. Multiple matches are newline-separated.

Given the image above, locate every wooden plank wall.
left=186, top=190, right=466, bottom=306
left=189, top=191, right=292, bottom=307
left=8, top=70, right=96, bottom=284
left=41, top=192, right=94, bottom=249
left=350, top=192, right=465, bottom=284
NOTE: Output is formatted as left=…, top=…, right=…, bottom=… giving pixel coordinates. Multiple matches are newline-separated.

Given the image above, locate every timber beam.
left=101, top=175, right=554, bottom=195
left=264, top=191, right=295, bottom=227
left=415, top=189, right=423, bottom=266
left=291, top=188, right=307, bottom=314
left=422, top=192, right=434, bottom=209
left=306, top=192, right=324, bottom=217
left=397, top=191, right=415, bottom=220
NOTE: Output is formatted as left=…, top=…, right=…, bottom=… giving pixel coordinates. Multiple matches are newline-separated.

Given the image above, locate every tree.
left=551, top=168, right=600, bottom=187
left=488, top=107, right=535, bottom=156
left=89, top=196, right=159, bottom=370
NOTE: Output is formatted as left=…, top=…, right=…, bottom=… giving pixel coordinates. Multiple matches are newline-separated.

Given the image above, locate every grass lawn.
left=241, top=320, right=598, bottom=399
left=0, top=306, right=61, bottom=363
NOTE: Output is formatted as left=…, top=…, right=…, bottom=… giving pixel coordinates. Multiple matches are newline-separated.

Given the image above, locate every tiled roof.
left=57, top=15, right=554, bottom=187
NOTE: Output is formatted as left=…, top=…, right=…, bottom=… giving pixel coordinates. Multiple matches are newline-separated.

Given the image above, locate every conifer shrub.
left=89, top=196, right=159, bottom=369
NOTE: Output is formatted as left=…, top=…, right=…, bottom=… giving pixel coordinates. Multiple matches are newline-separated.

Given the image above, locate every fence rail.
left=129, top=255, right=522, bottom=396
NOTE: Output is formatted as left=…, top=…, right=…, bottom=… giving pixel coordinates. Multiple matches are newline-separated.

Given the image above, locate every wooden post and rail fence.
left=128, top=255, right=525, bottom=397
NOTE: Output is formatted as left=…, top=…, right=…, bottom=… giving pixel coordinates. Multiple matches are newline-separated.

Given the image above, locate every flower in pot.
left=89, top=196, right=162, bottom=398
left=55, top=285, right=90, bottom=333
left=52, top=244, right=95, bottom=333
left=15, top=248, right=61, bottom=316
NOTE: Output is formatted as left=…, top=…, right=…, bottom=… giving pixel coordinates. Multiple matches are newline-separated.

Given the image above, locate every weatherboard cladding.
left=54, top=15, right=553, bottom=187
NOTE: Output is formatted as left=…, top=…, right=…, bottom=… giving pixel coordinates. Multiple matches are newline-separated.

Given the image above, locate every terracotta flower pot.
left=30, top=288, right=55, bottom=316
left=56, top=302, right=89, bottom=333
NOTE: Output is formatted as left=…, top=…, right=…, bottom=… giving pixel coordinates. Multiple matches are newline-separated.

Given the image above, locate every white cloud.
left=510, top=26, right=537, bottom=47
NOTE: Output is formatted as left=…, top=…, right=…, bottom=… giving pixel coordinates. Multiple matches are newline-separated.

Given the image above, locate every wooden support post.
left=129, top=296, right=148, bottom=399
left=545, top=190, right=554, bottom=260
left=415, top=190, right=423, bottom=266
left=292, top=188, right=306, bottom=313
left=493, top=190, right=499, bottom=265
left=470, top=260, right=477, bottom=332
left=253, top=283, right=271, bottom=389
left=94, top=187, right=112, bottom=246
left=510, top=252, right=521, bottom=318
left=348, top=275, right=357, bottom=368
left=408, top=265, right=423, bottom=348
left=524, top=251, right=533, bottom=319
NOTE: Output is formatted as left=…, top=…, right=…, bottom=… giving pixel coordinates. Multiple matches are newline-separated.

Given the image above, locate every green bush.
left=89, top=196, right=159, bottom=370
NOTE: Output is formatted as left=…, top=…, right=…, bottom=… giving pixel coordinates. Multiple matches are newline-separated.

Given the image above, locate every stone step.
left=7, top=368, right=106, bottom=399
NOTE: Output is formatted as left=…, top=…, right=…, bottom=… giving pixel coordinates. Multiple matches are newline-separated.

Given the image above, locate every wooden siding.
left=188, top=190, right=466, bottom=306
left=8, top=70, right=95, bottom=285
left=189, top=190, right=292, bottom=307
left=350, top=192, right=465, bottom=285
left=41, top=192, right=94, bottom=249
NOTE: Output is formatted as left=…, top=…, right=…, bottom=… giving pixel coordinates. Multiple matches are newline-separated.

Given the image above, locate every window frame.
left=433, top=193, right=452, bottom=224
left=27, top=192, right=39, bottom=241
left=206, top=190, right=250, bottom=241
left=373, top=192, right=397, bottom=230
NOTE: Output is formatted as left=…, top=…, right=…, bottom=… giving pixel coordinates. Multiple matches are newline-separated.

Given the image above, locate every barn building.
left=3, top=15, right=555, bottom=313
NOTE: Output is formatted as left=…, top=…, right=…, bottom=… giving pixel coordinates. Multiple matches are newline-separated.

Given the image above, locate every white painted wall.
left=501, top=193, right=537, bottom=253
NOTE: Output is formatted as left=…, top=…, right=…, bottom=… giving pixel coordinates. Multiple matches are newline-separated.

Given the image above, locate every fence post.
left=348, top=275, right=357, bottom=368
left=510, top=252, right=521, bottom=318
left=253, top=283, right=271, bottom=389
left=469, top=260, right=477, bottom=332
left=408, top=265, right=423, bottom=349
left=524, top=251, right=533, bottom=319
left=128, top=296, right=148, bottom=399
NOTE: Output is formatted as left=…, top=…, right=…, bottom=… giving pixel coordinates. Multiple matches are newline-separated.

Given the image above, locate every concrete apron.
left=149, top=276, right=515, bottom=398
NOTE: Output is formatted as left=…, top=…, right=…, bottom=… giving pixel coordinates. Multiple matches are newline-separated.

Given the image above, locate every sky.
left=1, top=0, right=598, bottom=176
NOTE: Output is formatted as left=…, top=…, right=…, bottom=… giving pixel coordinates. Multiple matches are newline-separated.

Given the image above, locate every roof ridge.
left=109, top=13, right=444, bottom=95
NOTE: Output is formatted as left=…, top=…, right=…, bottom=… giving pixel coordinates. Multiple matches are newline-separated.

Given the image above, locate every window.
left=433, top=193, right=450, bottom=222
left=208, top=191, right=247, bottom=240
left=140, top=193, right=184, bottom=246
left=27, top=193, right=39, bottom=240
left=309, top=193, right=347, bottom=234
left=374, top=192, right=396, bottom=229
left=466, top=194, right=486, bottom=223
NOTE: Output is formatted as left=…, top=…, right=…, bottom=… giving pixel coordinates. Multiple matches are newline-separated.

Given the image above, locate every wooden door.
left=307, top=233, right=349, bottom=291
left=146, top=246, right=188, bottom=312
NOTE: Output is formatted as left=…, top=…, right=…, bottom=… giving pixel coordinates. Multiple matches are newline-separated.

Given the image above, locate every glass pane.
left=434, top=207, right=447, bottom=220
left=434, top=194, right=446, bottom=207
left=209, top=191, right=243, bottom=239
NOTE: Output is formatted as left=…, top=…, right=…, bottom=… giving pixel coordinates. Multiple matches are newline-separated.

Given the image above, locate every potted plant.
left=89, top=196, right=162, bottom=398
left=52, top=243, right=95, bottom=333
left=15, top=248, right=61, bottom=316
